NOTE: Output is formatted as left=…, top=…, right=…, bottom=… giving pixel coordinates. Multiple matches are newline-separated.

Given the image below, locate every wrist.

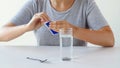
left=23, top=24, right=31, bottom=32
left=72, top=26, right=78, bottom=38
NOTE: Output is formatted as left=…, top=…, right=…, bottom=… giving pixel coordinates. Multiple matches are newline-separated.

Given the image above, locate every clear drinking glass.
left=59, top=28, right=73, bottom=61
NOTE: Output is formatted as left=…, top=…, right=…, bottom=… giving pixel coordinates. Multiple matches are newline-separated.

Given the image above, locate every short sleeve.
left=86, top=0, right=108, bottom=30
left=10, top=0, right=38, bottom=26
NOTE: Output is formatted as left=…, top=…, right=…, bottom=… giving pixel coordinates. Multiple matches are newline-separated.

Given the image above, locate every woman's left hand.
left=49, top=20, right=76, bottom=32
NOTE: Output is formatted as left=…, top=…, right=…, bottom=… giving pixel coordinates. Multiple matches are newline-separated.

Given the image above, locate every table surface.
left=0, top=46, right=120, bottom=68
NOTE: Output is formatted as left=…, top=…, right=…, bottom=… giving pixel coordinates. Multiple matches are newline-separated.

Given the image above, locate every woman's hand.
left=26, top=12, right=50, bottom=31
left=49, top=20, right=76, bottom=32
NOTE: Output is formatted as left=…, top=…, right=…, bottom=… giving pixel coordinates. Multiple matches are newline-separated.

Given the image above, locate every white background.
left=0, top=0, right=120, bottom=46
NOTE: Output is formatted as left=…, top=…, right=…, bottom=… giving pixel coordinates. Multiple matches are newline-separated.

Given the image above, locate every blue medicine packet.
left=44, top=21, right=58, bottom=35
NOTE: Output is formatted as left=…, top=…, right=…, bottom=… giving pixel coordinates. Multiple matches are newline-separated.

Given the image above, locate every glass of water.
left=59, top=28, right=73, bottom=61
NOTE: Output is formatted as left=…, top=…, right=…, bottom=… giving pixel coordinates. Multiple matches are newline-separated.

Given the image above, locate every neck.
left=50, top=0, right=75, bottom=12
left=51, top=0, right=71, bottom=4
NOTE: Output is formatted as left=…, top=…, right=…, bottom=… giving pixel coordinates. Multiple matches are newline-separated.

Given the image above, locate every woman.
left=0, top=0, right=114, bottom=46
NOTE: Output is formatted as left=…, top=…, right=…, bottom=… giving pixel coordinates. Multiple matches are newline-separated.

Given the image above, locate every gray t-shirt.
left=10, top=0, right=108, bottom=46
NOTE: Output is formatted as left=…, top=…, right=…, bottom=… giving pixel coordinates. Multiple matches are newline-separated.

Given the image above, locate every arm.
left=50, top=21, right=114, bottom=47
left=73, top=26, right=114, bottom=47
left=0, top=12, right=50, bottom=41
left=0, top=23, right=28, bottom=41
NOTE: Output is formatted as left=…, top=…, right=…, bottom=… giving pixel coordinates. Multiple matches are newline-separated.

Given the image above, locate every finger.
left=49, top=21, right=60, bottom=32
left=39, top=16, right=45, bottom=22
left=41, top=12, right=50, bottom=21
left=35, top=14, right=45, bottom=22
left=56, top=21, right=65, bottom=29
left=34, top=13, right=44, bottom=22
left=41, top=15, right=48, bottom=22
left=44, top=13, right=50, bottom=21
left=54, top=22, right=62, bottom=32
left=49, top=24, right=55, bottom=29
left=37, top=12, right=50, bottom=21
left=49, top=21, right=57, bottom=30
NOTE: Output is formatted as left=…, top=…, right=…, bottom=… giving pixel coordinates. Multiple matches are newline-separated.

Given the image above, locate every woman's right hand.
left=25, top=12, right=50, bottom=31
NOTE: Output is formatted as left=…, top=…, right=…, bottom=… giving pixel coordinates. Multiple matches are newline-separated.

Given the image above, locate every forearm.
left=73, top=26, right=114, bottom=47
left=0, top=25, right=28, bottom=41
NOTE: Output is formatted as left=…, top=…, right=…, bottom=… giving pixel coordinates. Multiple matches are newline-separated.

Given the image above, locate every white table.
left=0, top=46, right=120, bottom=68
